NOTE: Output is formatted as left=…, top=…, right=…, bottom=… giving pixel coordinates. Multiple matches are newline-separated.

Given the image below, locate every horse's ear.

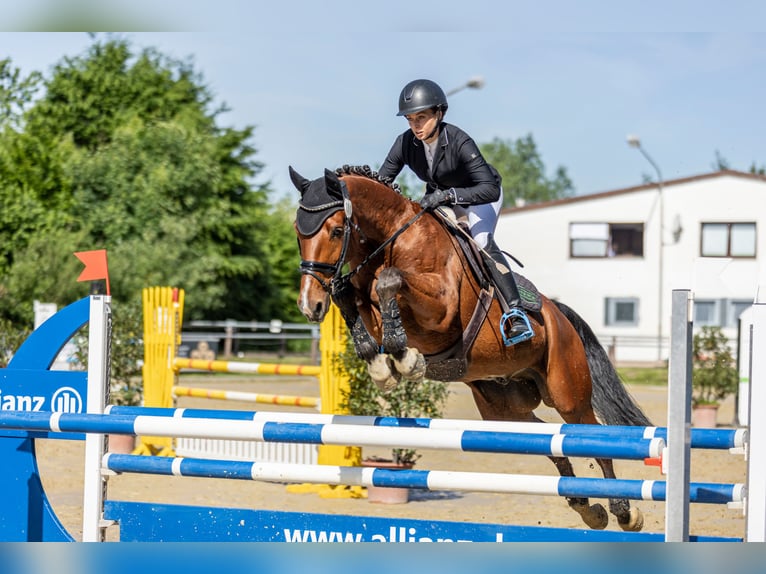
left=289, top=166, right=311, bottom=195
left=324, top=168, right=343, bottom=199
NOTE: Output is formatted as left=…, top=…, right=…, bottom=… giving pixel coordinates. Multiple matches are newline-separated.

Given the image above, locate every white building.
left=494, top=169, right=766, bottom=364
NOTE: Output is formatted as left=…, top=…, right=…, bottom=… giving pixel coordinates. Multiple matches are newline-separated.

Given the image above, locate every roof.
left=500, top=169, right=766, bottom=215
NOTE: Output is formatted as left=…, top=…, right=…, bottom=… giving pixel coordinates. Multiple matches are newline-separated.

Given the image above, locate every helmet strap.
left=424, top=108, right=443, bottom=141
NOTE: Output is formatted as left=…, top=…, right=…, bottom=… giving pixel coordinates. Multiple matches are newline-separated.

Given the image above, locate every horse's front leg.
left=332, top=283, right=378, bottom=361
left=375, top=267, right=426, bottom=386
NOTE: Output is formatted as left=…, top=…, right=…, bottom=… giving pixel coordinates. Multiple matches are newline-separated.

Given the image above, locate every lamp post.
left=446, top=76, right=485, bottom=96
left=627, top=135, right=665, bottom=363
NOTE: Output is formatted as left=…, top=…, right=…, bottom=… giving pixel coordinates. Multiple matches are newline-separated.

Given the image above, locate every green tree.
left=0, top=59, right=42, bottom=129
left=480, top=134, right=575, bottom=207
left=712, top=150, right=730, bottom=172
left=0, top=37, right=300, bottom=324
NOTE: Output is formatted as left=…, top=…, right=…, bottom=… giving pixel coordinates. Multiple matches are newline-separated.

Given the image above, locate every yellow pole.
left=135, top=286, right=184, bottom=456
left=173, top=386, right=320, bottom=408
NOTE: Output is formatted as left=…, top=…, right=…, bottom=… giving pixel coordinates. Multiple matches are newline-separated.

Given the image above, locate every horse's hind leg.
left=375, top=267, right=426, bottom=383
left=548, top=456, right=609, bottom=530
left=468, top=379, right=609, bottom=530
left=594, top=458, right=644, bottom=532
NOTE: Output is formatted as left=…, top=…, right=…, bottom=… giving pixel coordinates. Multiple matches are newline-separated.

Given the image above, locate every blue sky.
left=2, top=2, right=766, bottom=201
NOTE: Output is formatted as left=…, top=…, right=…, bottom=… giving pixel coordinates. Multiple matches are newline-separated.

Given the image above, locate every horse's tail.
left=553, top=300, right=652, bottom=427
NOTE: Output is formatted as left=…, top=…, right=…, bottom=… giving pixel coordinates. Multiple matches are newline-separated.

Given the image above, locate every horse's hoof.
left=368, top=355, right=399, bottom=391
left=571, top=501, right=608, bottom=530
left=394, top=348, right=427, bottom=381
left=618, top=507, right=644, bottom=532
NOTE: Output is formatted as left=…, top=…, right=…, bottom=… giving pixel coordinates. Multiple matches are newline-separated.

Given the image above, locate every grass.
left=617, top=366, right=668, bottom=387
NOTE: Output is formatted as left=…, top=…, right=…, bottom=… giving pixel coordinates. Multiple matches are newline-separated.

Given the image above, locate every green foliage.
left=0, top=318, right=31, bottom=368
left=692, top=326, right=738, bottom=407
left=336, top=338, right=449, bottom=465
left=74, top=298, right=144, bottom=406
left=0, top=59, right=42, bottom=129
left=0, top=36, right=300, bottom=323
left=480, top=134, right=575, bottom=207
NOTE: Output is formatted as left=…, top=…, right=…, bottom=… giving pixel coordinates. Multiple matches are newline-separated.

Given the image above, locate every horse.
left=290, top=164, right=652, bottom=532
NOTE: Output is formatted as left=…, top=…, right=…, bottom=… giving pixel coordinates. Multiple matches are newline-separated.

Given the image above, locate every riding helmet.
left=397, top=79, right=448, bottom=116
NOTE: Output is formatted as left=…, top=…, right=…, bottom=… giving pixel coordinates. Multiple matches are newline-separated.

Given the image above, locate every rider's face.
left=404, top=109, right=440, bottom=143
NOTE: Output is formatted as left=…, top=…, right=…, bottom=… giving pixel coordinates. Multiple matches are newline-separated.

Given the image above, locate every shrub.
left=336, top=338, right=449, bottom=466
left=692, top=326, right=738, bottom=407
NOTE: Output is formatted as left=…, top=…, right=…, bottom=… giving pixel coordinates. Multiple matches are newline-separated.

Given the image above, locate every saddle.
left=434, top=208, right=542, bottom=312
left=421, top=208, right=543, bottom=381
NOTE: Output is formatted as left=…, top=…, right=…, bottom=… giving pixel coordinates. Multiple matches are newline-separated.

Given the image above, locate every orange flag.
left=74, top=249, right=111, bottom=295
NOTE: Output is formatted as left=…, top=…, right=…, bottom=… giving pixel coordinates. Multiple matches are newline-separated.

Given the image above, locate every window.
left=605, top=297, right=639, bottom=326
left=694, top=300, right=719, bottom=326
left=728, top=300, right=752, bottom=327
left=570, top=222, right=644, bottom=258
left=701, top=222, right=756, bottom=257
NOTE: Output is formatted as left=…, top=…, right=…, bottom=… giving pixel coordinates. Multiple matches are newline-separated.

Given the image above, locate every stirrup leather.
left=500, top=308, right=533, bottom=347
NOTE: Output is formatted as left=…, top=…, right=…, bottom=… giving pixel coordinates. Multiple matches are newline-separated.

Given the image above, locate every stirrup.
left=500, top=308, right=533, bottom=347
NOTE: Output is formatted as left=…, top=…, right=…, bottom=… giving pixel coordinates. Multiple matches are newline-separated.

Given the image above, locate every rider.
left=378, top=78, right=533, bottom=346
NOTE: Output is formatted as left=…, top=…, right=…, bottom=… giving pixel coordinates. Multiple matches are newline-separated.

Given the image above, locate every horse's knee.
left=376, top=267, right=402, bottom=301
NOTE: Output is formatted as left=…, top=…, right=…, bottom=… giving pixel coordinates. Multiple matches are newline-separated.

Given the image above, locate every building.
left=494, top=170, right=766, bottom=364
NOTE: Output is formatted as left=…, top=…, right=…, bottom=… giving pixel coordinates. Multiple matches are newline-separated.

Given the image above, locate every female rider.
left=378, top=79, right=532, bottom=346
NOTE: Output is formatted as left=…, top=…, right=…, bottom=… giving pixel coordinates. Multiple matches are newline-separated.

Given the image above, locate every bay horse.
left=291, top=164, right=652, bottom=532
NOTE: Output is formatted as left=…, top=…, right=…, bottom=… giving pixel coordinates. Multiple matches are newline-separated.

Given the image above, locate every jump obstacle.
left=0, top=290, right=764, bottom=542
left=139, top=287, right=352, bottom=468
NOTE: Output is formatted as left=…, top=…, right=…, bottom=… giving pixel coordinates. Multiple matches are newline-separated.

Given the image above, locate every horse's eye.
left=331, top=227, right=344, bottom=239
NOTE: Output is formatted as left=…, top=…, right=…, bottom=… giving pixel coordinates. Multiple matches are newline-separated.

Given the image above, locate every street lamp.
left=627, top=134, right=665, bottom=363
left=446, top=76, right=485, bottom=96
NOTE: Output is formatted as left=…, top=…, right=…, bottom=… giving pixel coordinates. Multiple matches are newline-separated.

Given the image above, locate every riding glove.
left=419, top=188, right=456, bottom=211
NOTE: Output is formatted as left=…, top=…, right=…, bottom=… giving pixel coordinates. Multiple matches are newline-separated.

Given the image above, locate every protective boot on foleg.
left=483, top=235, right=533, bottom=346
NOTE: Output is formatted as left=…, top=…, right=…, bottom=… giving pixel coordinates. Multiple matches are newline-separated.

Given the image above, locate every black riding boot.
left=483, top=235, right=533, bottom=346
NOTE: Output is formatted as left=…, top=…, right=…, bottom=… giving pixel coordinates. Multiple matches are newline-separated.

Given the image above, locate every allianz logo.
left=0, top=386, right=83, bottom=413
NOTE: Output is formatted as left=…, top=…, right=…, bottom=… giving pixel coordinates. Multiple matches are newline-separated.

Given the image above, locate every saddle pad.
left=514, top=272, right=542, bottom=312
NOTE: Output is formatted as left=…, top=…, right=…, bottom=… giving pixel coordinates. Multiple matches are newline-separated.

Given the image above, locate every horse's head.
left=291, top=166, right=351, bottom=322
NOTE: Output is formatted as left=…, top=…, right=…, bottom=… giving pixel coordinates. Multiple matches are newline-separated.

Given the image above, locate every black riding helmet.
left=396, top=79, right=448, bottom=116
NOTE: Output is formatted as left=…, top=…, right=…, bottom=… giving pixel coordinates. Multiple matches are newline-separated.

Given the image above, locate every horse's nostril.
left=313, top=301, right=324, bottom=319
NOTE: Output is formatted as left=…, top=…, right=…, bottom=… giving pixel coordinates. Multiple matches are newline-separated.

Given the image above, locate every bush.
left=74, top=298, right=144, bottom=406
left=0, top=318, right=32, bottom=368
left=336, top=338, right=449, bottom=466
left=692, top=326, right=738, bottom=407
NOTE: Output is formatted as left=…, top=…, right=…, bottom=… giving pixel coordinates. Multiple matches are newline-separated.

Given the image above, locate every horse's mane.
left=335, top=165, right=402, bottom=195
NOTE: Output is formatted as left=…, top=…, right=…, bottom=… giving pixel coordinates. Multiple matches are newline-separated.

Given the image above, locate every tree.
left=480, top=135, right=575, bottom=207
left=0, top=37, right=299, bottom=325
left=712, top=150, right=730, bottom=172
left=0, top=59, right=42, bottom=129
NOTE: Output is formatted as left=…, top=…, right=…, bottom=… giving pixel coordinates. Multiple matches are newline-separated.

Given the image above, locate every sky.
left=2, top=1, right=766, bottom=202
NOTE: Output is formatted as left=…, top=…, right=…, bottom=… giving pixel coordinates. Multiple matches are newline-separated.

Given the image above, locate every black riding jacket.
left=378, top=122, right=502, bottom=205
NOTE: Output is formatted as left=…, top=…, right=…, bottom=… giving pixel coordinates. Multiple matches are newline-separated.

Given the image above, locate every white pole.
left=746, top=290, right=766, bottom=541
left=81, top=295, right=111, bottom=542
left=665, top=289, right=692, bottom=541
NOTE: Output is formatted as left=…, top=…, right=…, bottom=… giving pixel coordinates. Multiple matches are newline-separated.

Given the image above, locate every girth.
left=421, top=209, right=542, bottom=382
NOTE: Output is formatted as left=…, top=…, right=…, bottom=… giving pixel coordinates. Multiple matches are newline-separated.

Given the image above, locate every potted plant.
left=74, top=299, right=144, bottom=451
left=691, top=326, right=738, bottom=428
left=336, top=339, right=449, bottom=503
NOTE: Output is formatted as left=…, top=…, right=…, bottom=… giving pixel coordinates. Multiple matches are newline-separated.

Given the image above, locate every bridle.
left=298, top=179, right=427, bottom=297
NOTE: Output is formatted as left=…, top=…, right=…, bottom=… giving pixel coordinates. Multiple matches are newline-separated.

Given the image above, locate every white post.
left=746, top=290, right=766, bottom=541
left=665, top=289, right=692, bottom=541
left=81, top=295, right=111, bottom=542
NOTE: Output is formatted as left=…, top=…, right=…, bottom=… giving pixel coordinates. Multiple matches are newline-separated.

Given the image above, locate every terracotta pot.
left=361, top=458, right=412, bottom=504
left=692, top=404, right=719, bottom=428
left=108, top=434, right=136, bottom=454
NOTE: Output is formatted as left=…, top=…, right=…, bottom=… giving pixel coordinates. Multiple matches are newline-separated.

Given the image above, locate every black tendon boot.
left=483, top=236, right=533, bottom=346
